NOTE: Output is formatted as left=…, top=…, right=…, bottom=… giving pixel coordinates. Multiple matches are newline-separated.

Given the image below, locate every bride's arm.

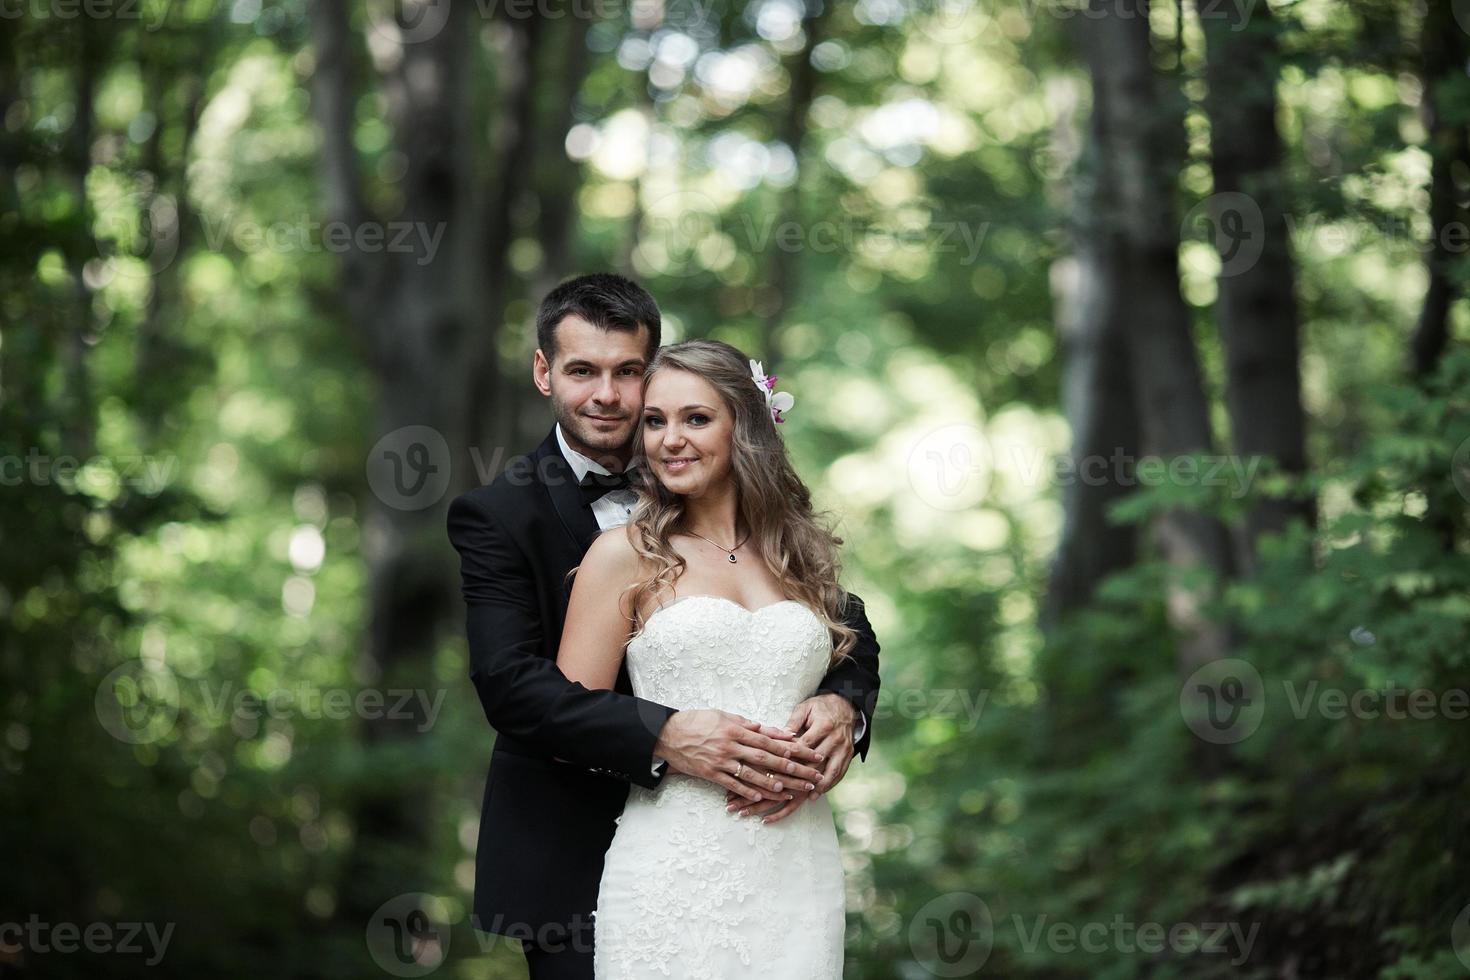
left=556, top=525, right=823, bottom=801
left=555, top=524, right=640, bottom=691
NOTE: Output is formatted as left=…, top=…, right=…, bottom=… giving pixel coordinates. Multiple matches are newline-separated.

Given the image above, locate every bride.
left=555, top=339, right=855, bottom=978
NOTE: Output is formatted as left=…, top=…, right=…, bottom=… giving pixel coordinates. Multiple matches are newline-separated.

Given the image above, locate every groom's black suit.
left=446, top=428, right=882, bottom=971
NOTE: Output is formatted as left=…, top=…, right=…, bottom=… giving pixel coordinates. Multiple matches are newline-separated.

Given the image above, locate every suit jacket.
left=446, top=428, right=882, bottom=939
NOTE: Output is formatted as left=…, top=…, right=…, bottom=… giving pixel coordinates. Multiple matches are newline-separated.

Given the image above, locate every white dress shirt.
left=555, top=424, right=638, bottom=530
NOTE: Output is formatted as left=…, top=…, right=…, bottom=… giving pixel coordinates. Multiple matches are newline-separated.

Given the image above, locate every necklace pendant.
left=727, top=553, right=737, bottom=563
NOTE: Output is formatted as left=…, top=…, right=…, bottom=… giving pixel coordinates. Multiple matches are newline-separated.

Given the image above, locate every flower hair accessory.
left=749, top=359, right=794, bottom=424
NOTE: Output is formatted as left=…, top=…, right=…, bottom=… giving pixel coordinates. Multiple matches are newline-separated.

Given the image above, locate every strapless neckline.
left=644, top=593, right=810, bottom=630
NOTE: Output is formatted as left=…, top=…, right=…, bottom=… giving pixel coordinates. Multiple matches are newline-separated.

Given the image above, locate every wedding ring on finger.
left=734, top=763, right=745, bottom=780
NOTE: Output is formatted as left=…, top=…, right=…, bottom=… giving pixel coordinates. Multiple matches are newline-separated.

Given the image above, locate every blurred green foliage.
left=4, top=0, right=1469, bottom=977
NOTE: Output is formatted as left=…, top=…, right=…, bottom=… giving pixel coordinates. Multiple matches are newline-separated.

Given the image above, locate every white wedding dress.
left=592, top=594, right=845, bottom=979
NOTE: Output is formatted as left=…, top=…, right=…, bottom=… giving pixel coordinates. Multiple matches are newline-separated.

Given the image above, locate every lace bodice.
left=624, top=594, right=834, bottom=727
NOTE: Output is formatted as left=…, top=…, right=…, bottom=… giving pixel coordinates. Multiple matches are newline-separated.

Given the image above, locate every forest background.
left=5, top=0, right=1470, bottom=976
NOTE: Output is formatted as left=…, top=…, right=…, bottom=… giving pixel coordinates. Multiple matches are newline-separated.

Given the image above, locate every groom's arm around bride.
left=449, top=479, right=817, bottom=790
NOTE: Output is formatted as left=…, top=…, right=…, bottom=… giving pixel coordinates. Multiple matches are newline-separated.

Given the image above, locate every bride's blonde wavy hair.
left=625, top=339, right=856, bottom=668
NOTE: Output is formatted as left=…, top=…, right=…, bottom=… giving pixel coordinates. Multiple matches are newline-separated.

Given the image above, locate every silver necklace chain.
left=685, top=527, right=751, bottom=563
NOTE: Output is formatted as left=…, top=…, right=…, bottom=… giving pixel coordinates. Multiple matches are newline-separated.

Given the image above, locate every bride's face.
left=641, top=368, right=735, bottom=497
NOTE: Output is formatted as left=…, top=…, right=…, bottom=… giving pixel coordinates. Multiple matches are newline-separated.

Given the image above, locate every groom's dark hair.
left=536, top=273, right=661, bottom=364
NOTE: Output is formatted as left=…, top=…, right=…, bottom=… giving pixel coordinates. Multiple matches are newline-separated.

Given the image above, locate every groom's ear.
left=532, top=349, right=553, bottom=397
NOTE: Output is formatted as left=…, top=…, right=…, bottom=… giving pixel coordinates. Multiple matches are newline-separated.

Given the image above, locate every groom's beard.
left=553, top=398, right=637, bottom=456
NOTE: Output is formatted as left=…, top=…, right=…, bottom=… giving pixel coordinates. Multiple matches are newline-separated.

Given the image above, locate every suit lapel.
left=536, top=430, right=601, bottom=552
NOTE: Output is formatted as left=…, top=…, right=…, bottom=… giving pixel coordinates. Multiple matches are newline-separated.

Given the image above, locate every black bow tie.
left=578, top=470, right=631, bottom=507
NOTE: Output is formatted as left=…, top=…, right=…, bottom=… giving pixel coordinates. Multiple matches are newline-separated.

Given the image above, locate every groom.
left=446, top=273, right=882, bottom=979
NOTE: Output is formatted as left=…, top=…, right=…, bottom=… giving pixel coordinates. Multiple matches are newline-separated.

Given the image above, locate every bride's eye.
left=644, top=416, right=664, bottom=428
left=687, top=413, right=709, bottom=425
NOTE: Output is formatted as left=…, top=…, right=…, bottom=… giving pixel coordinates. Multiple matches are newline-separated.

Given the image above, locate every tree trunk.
left=0, top=23, right=21, bottom=216
left=1201, top=0, right=1314, bottom=573
left=310, top=0, right=477, bottom=920
left=474, top=11, right=548, bottom=462
left=498, top=13, right=598, bottom=454
left=135, top=68, right=205, bottom=417
left=760, top=0, right=828, bottom=366
left=63, top=22, right=99, bottom=458
left=1040, top=81, right=1143, bottom=756
left=1069, top=0, right=1235, bottom=675
left=533, top=13, right=593, bottom=297
left=1042, top=238, right=1142, bottom=626
left=1409, top=0, right=1470, bottom=383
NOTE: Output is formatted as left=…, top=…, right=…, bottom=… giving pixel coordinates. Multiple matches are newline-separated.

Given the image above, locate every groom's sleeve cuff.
left=651, top=755, right=668, bottom=778
left=852, top=710, right=867, bottom=744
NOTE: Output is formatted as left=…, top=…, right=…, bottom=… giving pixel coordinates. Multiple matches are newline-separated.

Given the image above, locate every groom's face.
left=533, top=315, right=651, bottom=457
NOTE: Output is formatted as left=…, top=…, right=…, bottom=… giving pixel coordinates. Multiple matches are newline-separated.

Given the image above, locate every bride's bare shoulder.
left=576, top=524, right=649, bottom=620
left=581, top=521, right=643, bottom=578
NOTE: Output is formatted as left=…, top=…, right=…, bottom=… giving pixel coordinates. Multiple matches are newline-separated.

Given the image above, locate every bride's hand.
left=726, top=694, right=857, bottom=824
left=654, top=709, right=825, bottom=803
left=725, top=787, right=808, bottom=824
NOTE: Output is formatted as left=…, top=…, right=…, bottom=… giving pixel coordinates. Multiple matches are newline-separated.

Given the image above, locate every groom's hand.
left=790, top=694, right=857, bottom=795
left=654, top=709, right=825, bottom=803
